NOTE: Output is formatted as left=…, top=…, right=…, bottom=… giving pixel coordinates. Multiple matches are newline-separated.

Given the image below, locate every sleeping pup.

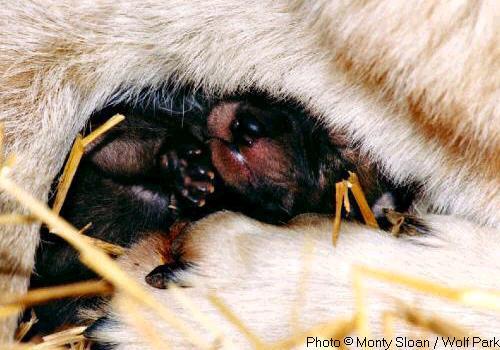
left=31, top=92, right=424, bottom=334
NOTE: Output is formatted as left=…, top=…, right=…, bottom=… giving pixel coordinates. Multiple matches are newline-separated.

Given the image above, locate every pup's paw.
left=158, top=139, right=215, bottom=210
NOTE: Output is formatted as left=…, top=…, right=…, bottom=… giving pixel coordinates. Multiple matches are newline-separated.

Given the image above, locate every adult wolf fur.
left=0, top=0, right=498, bottom=341
left=86, top=212, right=500, bottom=349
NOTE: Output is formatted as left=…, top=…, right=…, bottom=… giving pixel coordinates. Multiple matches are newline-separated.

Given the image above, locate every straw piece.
left=0, top=174, right=208, bottom=349
left=0, top=305, right=23, bottom=319
left=37, top=326, right=87, bottom=349
left=42, top=326, right=86, bottom=343
left=169, top=283, right=226, bottom=346
left=52, top=114, right=125, bottom=215
left=73, top=339, right=92, bottom=350
left=354, top=265, right=500, bottom=310
left=15, top=310, right=38, bottom=341
left=267, top=317, right=355, bottom=350
left=81, top=114, right=125, bottom=148
left=51, top=134, right=85, bottom=215
left=342, top=180, right=351, bottom=214
left=4, top=154, right=16, bottom=169
left=353, top=264, right=500, bottom=345
left=398, top=306, right=471, bottom=338
left=332, top=181, right=345, bottom=245
left=78, top=223, right=125, bottom=256
left=0, top=344, right=65, bottom=350
left=0, top=214, right=37, bottom=225
left=461, top=290, right=500, bottom=310
left=82, top=235, right=125, bottom=256
left=1, top=280, right=113, bottom=311
left=347, top=172, right=378, bottom=228
left=116, top=297, right=170, bottom=350
left=70, top=340, right=91, bottom=350
left=381, top=311, right=395, bottom=350
left=332, top=172, right=379, bottom=246
left=352, top=265, right=370, bottom=338
left=208, top=293, right=265, bottom=350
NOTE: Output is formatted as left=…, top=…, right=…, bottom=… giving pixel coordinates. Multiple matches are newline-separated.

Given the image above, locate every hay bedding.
left=0, top=116, right=498, bottom=349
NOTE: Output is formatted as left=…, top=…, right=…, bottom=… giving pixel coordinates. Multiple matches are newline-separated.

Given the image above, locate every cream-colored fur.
left=0, top=0, right=498, bottom=341
left=90, top=212, right=500, bottom=349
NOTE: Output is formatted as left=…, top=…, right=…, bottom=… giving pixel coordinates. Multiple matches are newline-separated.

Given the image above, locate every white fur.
left=91, top=212, right=500, bottom=349
left=0, top=0, right=498, bottom=340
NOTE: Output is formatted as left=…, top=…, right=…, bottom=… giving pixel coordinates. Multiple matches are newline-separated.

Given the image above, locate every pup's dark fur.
left=29, top=90, right=422, bottom=335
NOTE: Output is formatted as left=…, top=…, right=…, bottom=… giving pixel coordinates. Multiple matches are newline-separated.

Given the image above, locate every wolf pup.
left=31, top=91, right=425, bottom=334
